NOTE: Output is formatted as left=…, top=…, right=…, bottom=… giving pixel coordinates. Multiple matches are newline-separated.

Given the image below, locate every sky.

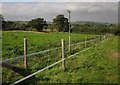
left=0, top=0, right=119, bottom=24
left=1, top=0, right=120, bottom=2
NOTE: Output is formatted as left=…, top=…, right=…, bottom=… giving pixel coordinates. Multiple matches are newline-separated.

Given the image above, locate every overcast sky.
left=1, top=0, right=120, bottom=2
left=1, top=1, right=119, bottom=24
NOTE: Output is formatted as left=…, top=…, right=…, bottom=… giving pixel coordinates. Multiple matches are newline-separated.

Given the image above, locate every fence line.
left=1, top=35, right=112, bottom=65
left=13, top=36, right=109, bottom=84
left=0, top=37, right=99, bottom=64
left=0, top=47, right=61, bottom=64
left=12, top=45, right=93, bottom=85
left=12, top=58, right=63, bottom=85
left=70, top=38, right=97, bottom=46
left=68, top=46, right=92, bottom=59
left=3, top=34, right=112, bottom=84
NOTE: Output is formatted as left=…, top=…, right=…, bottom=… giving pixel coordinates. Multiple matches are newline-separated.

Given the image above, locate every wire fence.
left=1, top=34, right=112, bottom=84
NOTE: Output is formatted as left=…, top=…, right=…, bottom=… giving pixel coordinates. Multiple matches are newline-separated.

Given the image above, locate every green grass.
left=20, top=36, right=119, bottom=84
left=2, top=31, right=98, bottom=84
left=2, top=31, right=97, bottom=60
left=2, top=31, right=118, bottom=84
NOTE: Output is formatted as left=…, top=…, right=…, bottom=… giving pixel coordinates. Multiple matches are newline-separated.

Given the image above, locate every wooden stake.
left=61, top=39, right=65, bottom=71
left=24, top=38, right=27, bottom=68
left=69, top=36, right=70, bottom=53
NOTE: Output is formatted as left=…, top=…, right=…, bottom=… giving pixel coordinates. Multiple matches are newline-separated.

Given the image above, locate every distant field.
left=2, top=31, right=119, bottom=84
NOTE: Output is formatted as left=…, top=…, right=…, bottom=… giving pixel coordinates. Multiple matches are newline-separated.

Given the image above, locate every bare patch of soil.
left=106, top=50, right=120, bottom=59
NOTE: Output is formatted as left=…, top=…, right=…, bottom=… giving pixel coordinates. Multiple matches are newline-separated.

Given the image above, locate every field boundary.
left=11, top=34, right=111, bottom=85
left=1, top=34, right=112, bottom=84
left=12, top=46, right=93, bottom=85
left=0, top=36, right=101, bottom=64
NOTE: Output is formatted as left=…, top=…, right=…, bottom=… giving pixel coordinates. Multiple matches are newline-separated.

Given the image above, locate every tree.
left=28, top=18, right=47, bottom=31
left=0, top=14, right=6, bottom=30
left=53, top=14, right=69, bottom=32
left=4, top=21, right=15, bottom=30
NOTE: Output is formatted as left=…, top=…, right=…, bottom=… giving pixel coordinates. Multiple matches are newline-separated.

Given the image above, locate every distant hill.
left=6, top=20, right=117, bottom=25
left=47, top=21, right=117, bottom=25
left=71, top=21, right=112, bottom=25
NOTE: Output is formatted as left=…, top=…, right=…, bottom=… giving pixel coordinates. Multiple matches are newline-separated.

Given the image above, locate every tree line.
left=72, top=22, right=119, bottom=35
left=0, top=14, right=119, bottom=35
left=1, top=14, right=69, bottom=32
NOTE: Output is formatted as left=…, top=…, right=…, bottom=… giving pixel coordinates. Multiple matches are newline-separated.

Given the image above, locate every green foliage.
left=28, top=18, right=47, bottom=31
left=47, top=24, right=58, bottom=32
left=2, top=21, right=29, bottom=31
left=2, top=17, right=47, bottom=31
left=2, top=14, right=119, bottom=35
left=72, top=23, right=119, bottom=35
left=52, top=14, right=69, bottom=32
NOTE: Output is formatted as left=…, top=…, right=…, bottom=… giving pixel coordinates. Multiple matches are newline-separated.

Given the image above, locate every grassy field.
left=2, top=31, right=97, bottom=60
left=20, top=36, right=119, bottom=84
left=2, top=31, right=119, bottom=84
left=2, top=31, right=99, bottom=84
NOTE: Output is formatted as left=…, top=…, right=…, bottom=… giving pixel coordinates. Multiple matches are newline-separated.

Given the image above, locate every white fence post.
left=69, top=36, right=71, bottom=53
left=61, top=39, right=65, bottom=71
left=24, top=38, right=27, bottom=68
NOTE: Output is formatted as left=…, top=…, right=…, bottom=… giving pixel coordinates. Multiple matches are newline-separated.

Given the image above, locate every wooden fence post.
left=24, top=38, right=27, bottom=68
left=61, top=39, right=65, bottom=71
left=69, top=36, right=71, bottom=53
left=85, top=36, right=87, bottom=47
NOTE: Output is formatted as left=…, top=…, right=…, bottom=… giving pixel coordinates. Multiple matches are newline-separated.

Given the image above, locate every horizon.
left=1, top=2, right=118, bottom=24
left=3, top=19, right=117, bottom=24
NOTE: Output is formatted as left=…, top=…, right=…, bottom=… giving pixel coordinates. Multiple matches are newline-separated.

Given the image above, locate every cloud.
left=0, top=2, right=2, bottom=14
left=2, top=0, right=120, bottom=2
left=2, top=0, right=34, bottom=2
left=33, top=0, right=119, bottom=2
left=2, top=2, right=118, bottom=24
